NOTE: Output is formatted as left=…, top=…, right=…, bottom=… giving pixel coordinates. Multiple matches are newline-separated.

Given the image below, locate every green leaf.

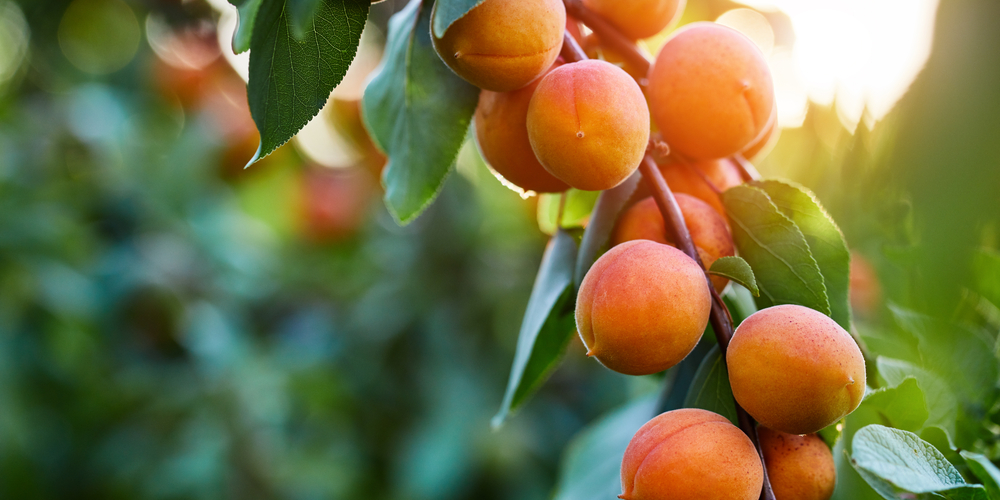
left=552, top=396, right=657, bottom=500
left=233, top=0, right=264, bottom=54
left=722, top=283, right=758, bottom=325
left=754, top=180, right=852, bottom=330
left=961, top=451, right=1000, bottom=500
left=288, top=0, right=324, bottom=39
left=574, top=172, right=640, bottom=287
left=859, top=379, right=930, bottom=433
left=722, top=185, right=831, bottom=315
left=537, top=189, right=600, bottom=236
left=709, top=256, right=758, bottom=296
left=851, top=425, right=988, bottom=500
left=972, top=248, right=1000, bottom=309
left=922, top=427, right=964, bottom=470
left=877, top=357, right=958, bottom=437
left=362, top=0, right=480, bottom=224
left=493, top=230, right=578, bottom=428
left=431, top=0, right=486, bottom=38
left=247, top=0, right=369, bottom=164
left=682, top=344, right=737, bottom=425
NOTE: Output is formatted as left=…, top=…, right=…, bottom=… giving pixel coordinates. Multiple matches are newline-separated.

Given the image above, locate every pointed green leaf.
left=247, top=0, right=369, bottom=164
left=754, top=180, right=852, bottom=330
left=552, top=396, right=657, bottom=500
left=431, top=0, right=486, bottom=38
left=493, top=230, right=578, bottom=427
left=574, top=172, right=640, bottom=287
left=722, top=185, right=831, bottom=315
left=709, top=256, right=758, bottom=296
left=232, top=0, right=264, bottom=54
left=362, top=0, right=480, bottom=224
left=683, top=344, right=737, bottom=425
left=851, top=425, right=988, bottom=500
left=961, top=451, right=1000, bottom=500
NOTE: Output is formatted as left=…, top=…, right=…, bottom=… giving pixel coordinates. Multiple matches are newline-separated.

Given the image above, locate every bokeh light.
left=57, top=0, right=141, bottom=75
left=0, top=1, right=28, bottom=87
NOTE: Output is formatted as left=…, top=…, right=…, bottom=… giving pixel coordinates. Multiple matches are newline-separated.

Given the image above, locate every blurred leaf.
left=877, top=356, right=957, bottom=437
left=722, top=284, right=758, bottom=325
left=722, top=185, right=831, bottom=315
left=708, top=256, right=758, bottom=296
left=551, top=396, right=657, bottom=500
left=655, top=340, right=715, bottom=414
left=754, top=180, right=851, bottom=330
left=537, top=189, right=600, bottom=236
left=819, top=420, right=843, bottom=449
left=961, top=451, right=1000, bottom=500
left=493, top=230, right=578, bottom=428
left=362, top=0, right=479, bottom=224
left=973, top=248, right=1000, bottom=309
left=431, top=0, right=486, bottom=38
left=288, top=0, right=324, bottom=38
left=574, top=172, right=640, bottom=287
left=247, top=0, right=369, bottom=165
left=232, top=0, right=263, bottom=53
left=682, top=345, right=737, bottom=425
left=851, top=425, right=988, bottom=500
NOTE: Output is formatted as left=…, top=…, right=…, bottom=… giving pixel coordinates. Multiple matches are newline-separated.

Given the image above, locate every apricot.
left=630, top=158, right=743, bottom=217
left=527, top=60, right=651, bottom=191
left=758, top=427, right=836, bottom=500
left=582, top=0, right=686, bottom=41
left=849, top=252, right=882, bottom=319
left=621, top=408, right=763, bottom=500
left=475, top=63, right=569, bottom=194
left=727, top=305, right=866, bottom=435
left=431, top=0, right=565, bottom=92
left=576, top=240, right=710, bottom=375
left=648, top=22, right=774, bottom=160
left=742, top=103, right=779, bottom=161
left=611, top=194, right=734, bottom=290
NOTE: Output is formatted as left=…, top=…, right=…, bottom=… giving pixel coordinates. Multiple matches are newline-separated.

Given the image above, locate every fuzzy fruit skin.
left=475, top=63, right=569, bottom=194
left=648, top=22, right=774, bottom=160
left=611, top=194, right=734, bottom=291
left=527, top=60, right=651, bottom=191
left=582, top=0, right=686, bottom=40
left=576, top=240, right=710, bottom=375
left=431, top=0, right=565, bottom=92
left=758, top=427, right=836, bottom=500
left=727, top=305, right=867, bottom=435
left=620, top=409, right=763, bottom=500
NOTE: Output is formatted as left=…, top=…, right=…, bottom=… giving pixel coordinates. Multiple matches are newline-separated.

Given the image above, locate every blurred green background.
left=0, top=0, right=997, bottom=498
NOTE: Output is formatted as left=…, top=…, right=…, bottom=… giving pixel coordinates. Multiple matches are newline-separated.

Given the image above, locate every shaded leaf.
left=574, top=172, right=640, bottom=287
left=709, top=256, right=758, bottom=296
left=493, top=230, right=578, bottom=427
left=656, top=340, right=715, bottom=414
left=722, top=185, right=831, bottom=315
left=877, top=356, right=957, bottom=437
left=537, top=189, right=600, bottom=236
left=248, top=0, right=369, bottom=164
left=683, top=344, right=737, bottom=425
left=972, top=248, right=1000, bottom=309
left=431, top=0, right=486, bottom=38
left=232, top=0, right=264, bottom=54
left=552, top=396, right=657, bottom=500
left=851, top=425, right=988, bottom=500
left=362, top=0, right=479, bottom=224
left=289, top=0, right=324, bottom=38
left=961, top=451, right=1000, bottom=500
left=722, top=283, right=758, bottom=325
left=755, top=180, right=852, bottom=330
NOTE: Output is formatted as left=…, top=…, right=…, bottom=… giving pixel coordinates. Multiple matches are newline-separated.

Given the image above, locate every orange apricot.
left=431, top=0, right=565, bottom=92
left=576, top=240, right=710, bottom=375
left=758, top=427, right=836, bottom=500
left=727, top=305, right=867, bottom=435
left=628, top=158, right=743, bottom=217
left=475, top=63, right=569, bottom=194
left=527, top=60, right=650, bottom=191
left=648, top=22, right=774, bottom=160
left=582, top=0, right=686, bottom=41
left=621, top=408, right=763, bottom=500
left=849, top=252, right=882, bottom=319
left=611, top=194, right=734, bottom=290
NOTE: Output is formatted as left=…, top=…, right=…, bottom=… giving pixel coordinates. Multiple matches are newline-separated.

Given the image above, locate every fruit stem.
left=733, top=154, right=763, bottom=182
left=563, top=0, right=652, bottom=76
left=560, top=31, right=589, bottom=64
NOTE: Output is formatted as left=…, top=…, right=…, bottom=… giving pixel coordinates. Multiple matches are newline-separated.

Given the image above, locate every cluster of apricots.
left=433, top=0, right=865, bottom=499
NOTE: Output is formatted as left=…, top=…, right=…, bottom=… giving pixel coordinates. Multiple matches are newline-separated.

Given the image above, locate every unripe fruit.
left=582, top=0, right=686, bottom=41
left=527, top=60, right=651, bottom=191
left=431, top=0, right=565, bottom=92
left=576, top=240, right=710, bottom=375
left=758, top=427, right=836, bottom=500
left=475, top=63, right=569, bottom=194
left=621, top=409, right=763, bottom=500
left=727, top=305, right=866, bottom=435
left=648, top=23, right=774, bottom=160
left=611, top=194, right=734, bottom=290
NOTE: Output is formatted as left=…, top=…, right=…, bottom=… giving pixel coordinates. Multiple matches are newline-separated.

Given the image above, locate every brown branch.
left=733, top=154, right=763, bottom=182
left=563, top=0, right=652, bottom=76
left=560, top=31, right=588, bottom=64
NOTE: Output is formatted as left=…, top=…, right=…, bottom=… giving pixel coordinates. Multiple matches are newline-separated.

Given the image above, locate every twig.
left=562, top=0, right=651, bottom=75
left=733, top=154, right=763, bottom=182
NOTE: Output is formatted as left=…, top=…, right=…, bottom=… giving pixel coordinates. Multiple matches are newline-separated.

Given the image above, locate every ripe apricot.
left=727, top=305, right=866, bottom=435
left=758, top=427, right=836, bottom=500
left=576, top=240, right=710, bottom=375
left=849, top=252, right=882, bottom=319
left=621, top=408, right=763, bottom=500
left=431, top=0, right=565, bottom=92
left=630, top=158, right=743, bottom=217
left=582, top=0, right=685, bottom=41
left=648, top=22, right=774, bottom=160
left=611, top=194, right=734, bottom=290
left=527, top=60, right=650, bottom=191
left=475, top=63, right=569, bottom=194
